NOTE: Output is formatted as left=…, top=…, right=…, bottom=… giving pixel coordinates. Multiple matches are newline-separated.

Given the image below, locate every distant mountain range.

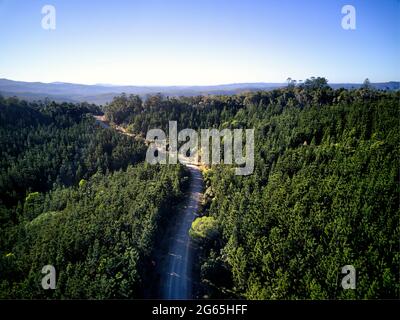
left=0, top=78, right=398, bottom=105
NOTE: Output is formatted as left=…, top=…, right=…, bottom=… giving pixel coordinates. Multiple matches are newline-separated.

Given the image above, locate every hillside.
left=103, top=78, right=400, bottom=299
left=0, top=78, right=399, bottom=299
left=0, top=78, right=398, bottom=105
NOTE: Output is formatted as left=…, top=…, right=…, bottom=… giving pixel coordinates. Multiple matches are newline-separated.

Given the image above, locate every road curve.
left=93, top=115, right=203, bottom=299
left=161, top=164, right=203, bottom=299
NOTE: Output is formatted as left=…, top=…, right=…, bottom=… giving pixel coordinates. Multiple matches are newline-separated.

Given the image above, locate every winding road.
left=93, top=115, right=204, bottom=299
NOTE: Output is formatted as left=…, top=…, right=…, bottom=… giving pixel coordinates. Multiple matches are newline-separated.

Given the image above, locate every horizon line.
left=1, top=77, right=399, bottom=88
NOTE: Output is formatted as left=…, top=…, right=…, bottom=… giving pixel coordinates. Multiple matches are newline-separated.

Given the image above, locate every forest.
left=0, top=77, right=398, bottom=298
left=102, top=78, right=399, bottom=299
left=0, top=96, right=188, bottom=298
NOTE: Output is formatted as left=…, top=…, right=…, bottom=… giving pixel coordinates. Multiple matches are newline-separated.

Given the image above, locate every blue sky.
left=0, top=0, right=398, bottom=85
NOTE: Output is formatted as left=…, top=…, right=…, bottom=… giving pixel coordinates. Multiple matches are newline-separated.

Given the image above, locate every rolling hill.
left=0, top=78, right=398, bottom=105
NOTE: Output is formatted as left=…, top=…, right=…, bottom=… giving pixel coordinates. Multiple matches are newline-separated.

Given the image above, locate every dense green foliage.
left=1, top=79, right=398, bottom=299
left=189, top=216, right=219, bottom=241
left=0, top=97, right=145, bottom=206
left=202, top=92, right=399, bottom=299
left=105, top=79, right=399, bottom=299
left=0, top=97, right=188, bottom=298
left=0, top=163, right=186, bottom=298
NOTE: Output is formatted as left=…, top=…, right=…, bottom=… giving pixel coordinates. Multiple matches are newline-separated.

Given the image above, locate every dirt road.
left=93, top=114, right=203, bottom=299
left=160, top=164, right=203, bottom=299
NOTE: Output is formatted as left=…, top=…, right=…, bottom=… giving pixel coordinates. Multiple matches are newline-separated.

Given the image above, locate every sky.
left=0, top=0, right=399, bottom=85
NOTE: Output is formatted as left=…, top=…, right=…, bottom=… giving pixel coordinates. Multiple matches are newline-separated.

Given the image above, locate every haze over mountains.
left=0, top=78, right=398, bottom=105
